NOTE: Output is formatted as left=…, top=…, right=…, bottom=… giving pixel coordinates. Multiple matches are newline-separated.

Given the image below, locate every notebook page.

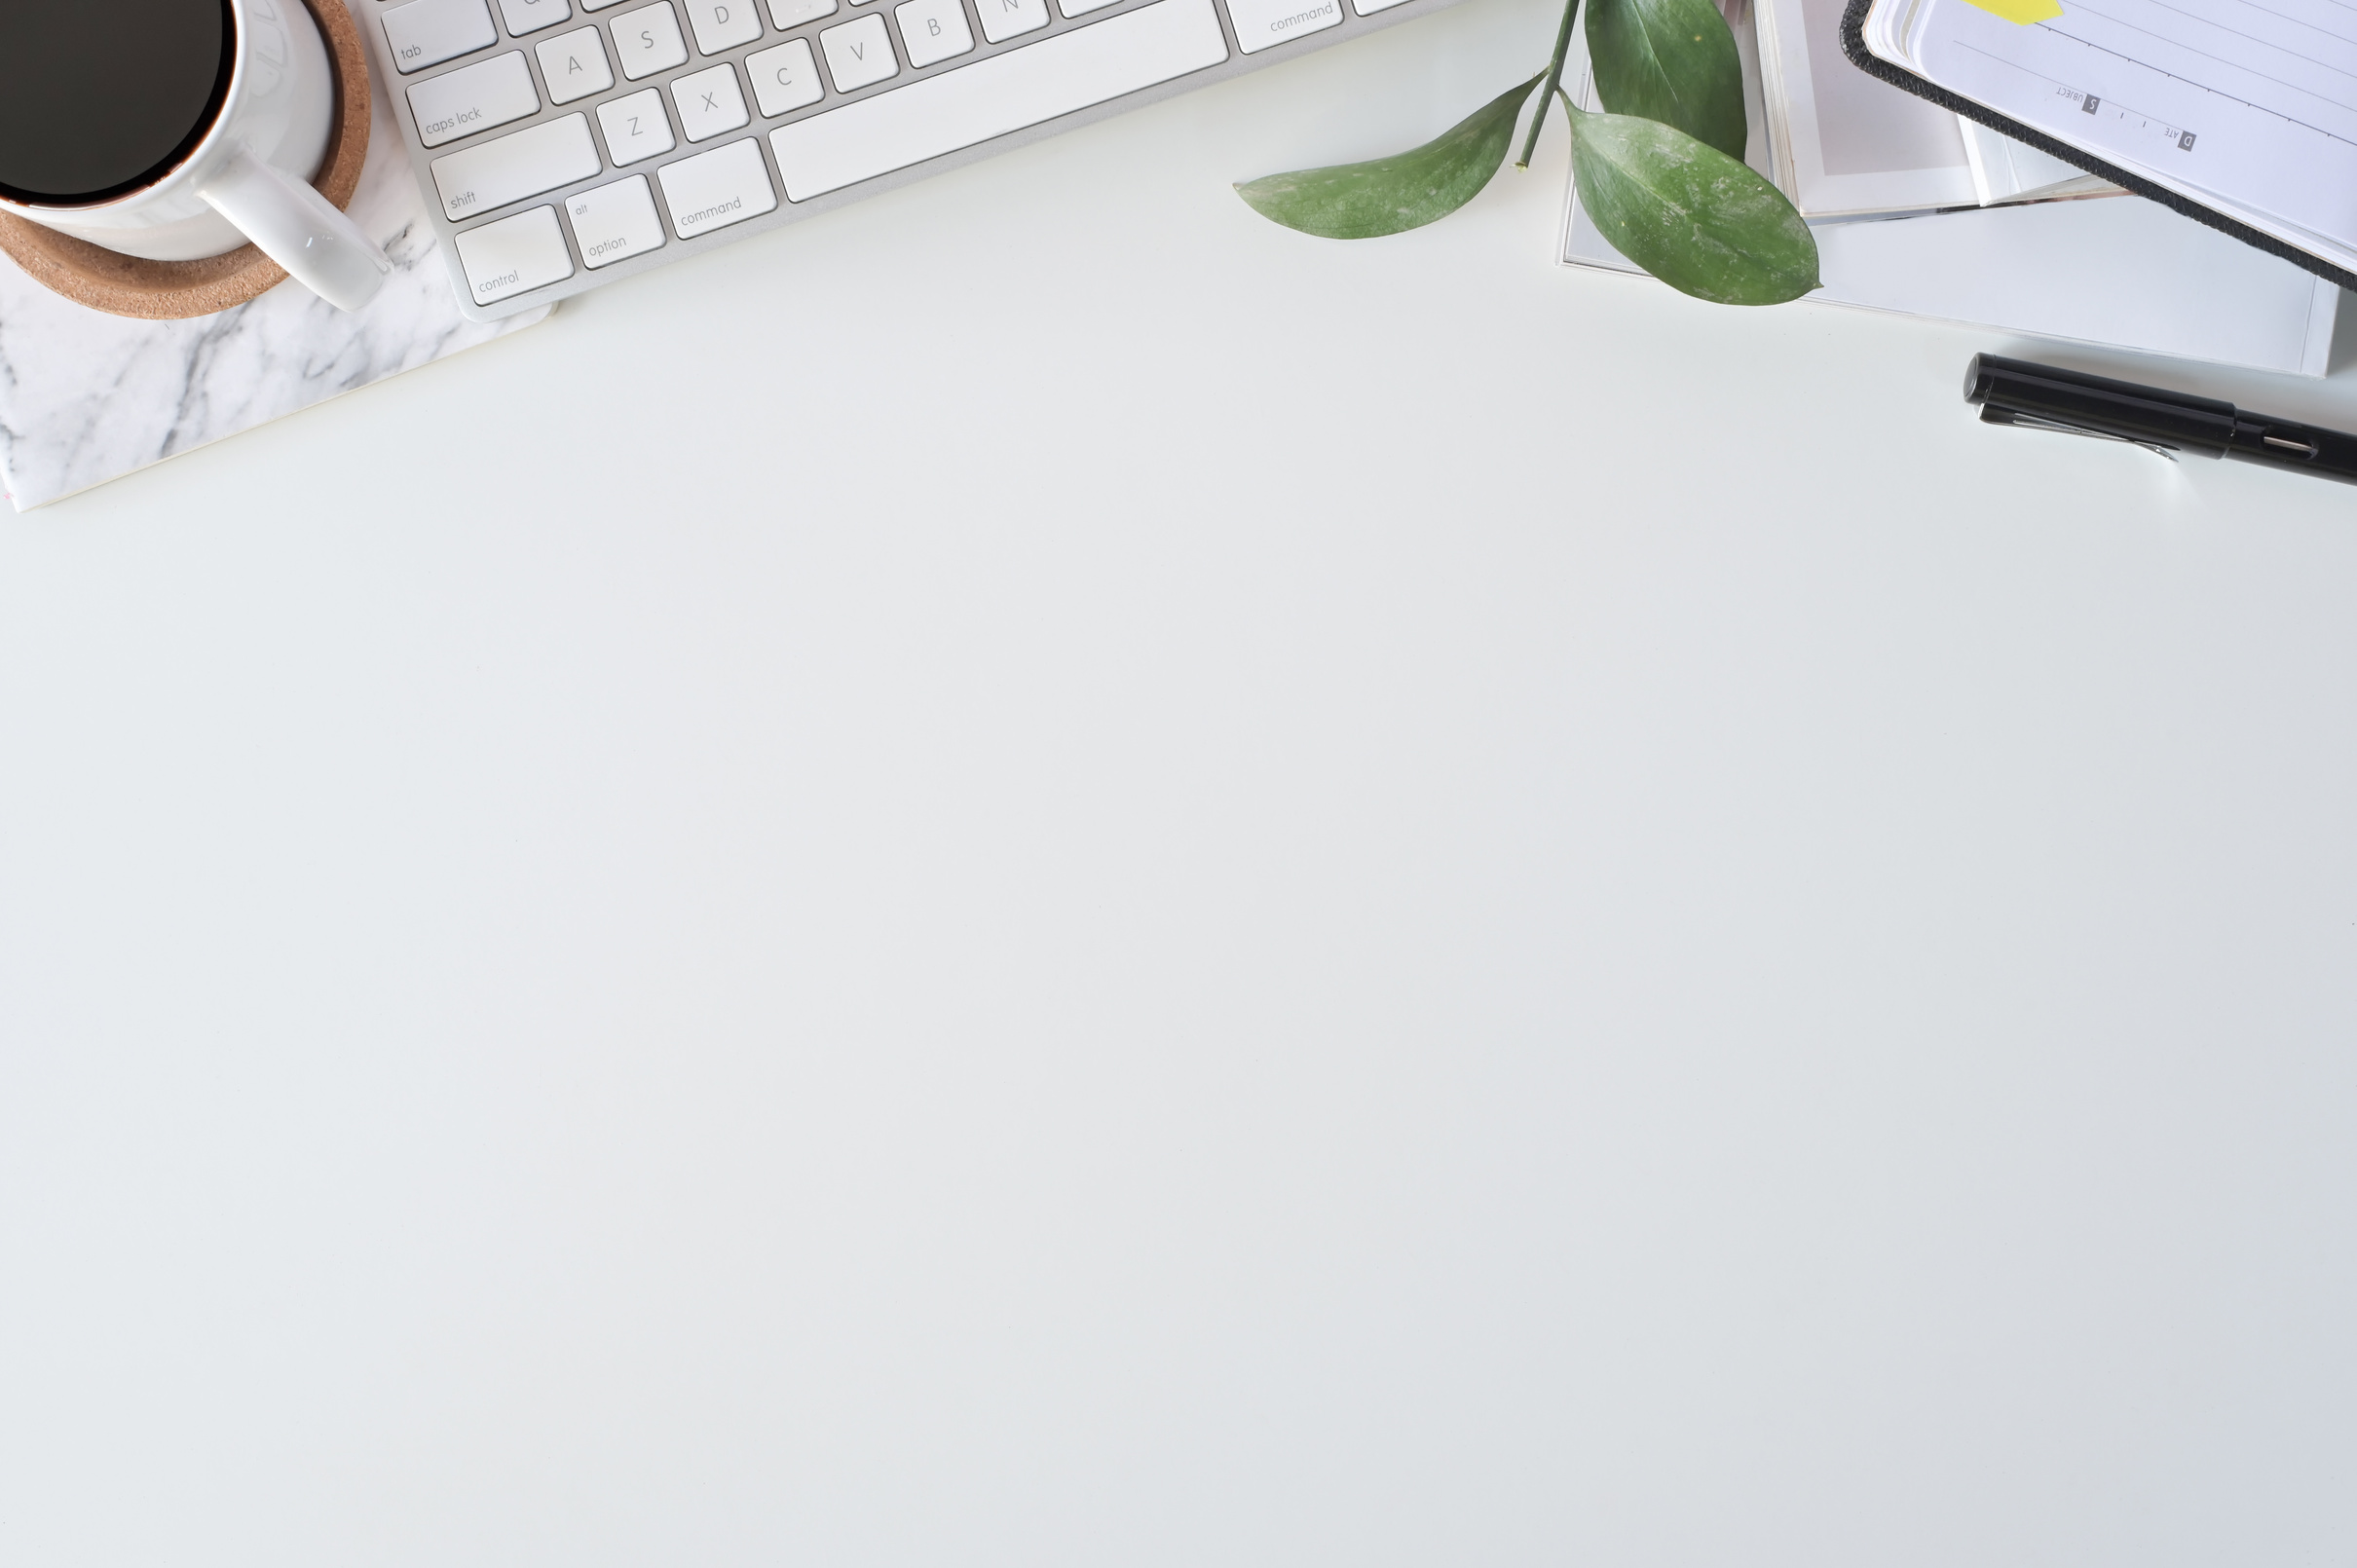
left=1897, top=0, right=2357, bottom=253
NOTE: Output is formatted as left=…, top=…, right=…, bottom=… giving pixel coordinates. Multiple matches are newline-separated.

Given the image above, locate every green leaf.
left=1235, top=75, right=1542, bottom=240
left=1585, top=0, right=1746, bottom=160
left=1570, top=106, right=1819, bottom=305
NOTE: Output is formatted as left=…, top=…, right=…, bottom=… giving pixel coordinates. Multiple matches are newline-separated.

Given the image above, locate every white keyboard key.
left=972, top=0, right=1047, bottom=43
left=536, top=26, right=615, bottom=101
left=407, top=52, right=540, bottom=147
left=683, top=0, right=764, bottom=52
left=430, top=112, right=602, bottom=218
left=497, top=0, right=573, bottom=34
left=382, top=0, right=497, bottom=73
left=582, top=0, right=628, bottom=10
left=566, top=173, right=667, bottom=265
left=894, top=0, right=971, bottom=66
left=597, top=88, right=677, bottom=163
left=1222, top=0, right=1338, bottom=53
left=612, top=1, right=690, bottom=77
left=819, top=14, right=898, bottom=90
left=1056, top=0, right=1120, bottom=16
left=1349, top=0, right=1411, bottom=10
left=656, top=138, right=779, bottom=237
left=672, top=62, right=751, bottom=140
left=774, top=0, right=1224, bottom=198
left=766, top=0, right=839, bottom=24
left=453, top=205, right=575, bottom=303
left=746, top=38, right=824, bottom=114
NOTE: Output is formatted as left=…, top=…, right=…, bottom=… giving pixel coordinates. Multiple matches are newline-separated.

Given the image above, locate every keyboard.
left=365, top=0, right=1466, bottom=319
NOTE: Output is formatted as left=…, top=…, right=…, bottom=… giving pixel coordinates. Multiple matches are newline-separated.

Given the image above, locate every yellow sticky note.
left=1960, top=0, right=2063, bottom=21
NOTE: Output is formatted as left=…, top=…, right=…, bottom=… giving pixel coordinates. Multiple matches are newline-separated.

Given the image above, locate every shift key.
left=431, top=114, right=602, bottom=221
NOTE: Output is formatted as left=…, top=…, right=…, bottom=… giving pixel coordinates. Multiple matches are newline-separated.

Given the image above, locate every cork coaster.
left=0, top=0, right=374, bottom=320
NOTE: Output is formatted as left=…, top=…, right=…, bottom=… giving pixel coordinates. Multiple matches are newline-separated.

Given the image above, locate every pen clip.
left=1978, top=405, right=2180, bottom=462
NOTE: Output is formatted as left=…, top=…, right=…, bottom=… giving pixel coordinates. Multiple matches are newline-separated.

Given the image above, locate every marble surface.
left=0, top=13, right=549, bottom=512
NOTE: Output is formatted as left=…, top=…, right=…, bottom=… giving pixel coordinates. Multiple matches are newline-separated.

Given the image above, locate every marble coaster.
left=0, top=0, right=374, bottom=320
left=0, top=1, right=553, bottom=512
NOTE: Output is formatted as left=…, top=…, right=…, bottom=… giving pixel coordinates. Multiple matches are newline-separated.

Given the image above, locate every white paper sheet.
left=1757, top=0, right=1977, bottom=215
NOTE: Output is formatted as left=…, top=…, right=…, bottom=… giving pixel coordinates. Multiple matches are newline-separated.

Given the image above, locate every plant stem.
left=1515, top=0, right=1582, bottom=169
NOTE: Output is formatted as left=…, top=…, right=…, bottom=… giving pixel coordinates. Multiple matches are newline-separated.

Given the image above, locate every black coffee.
left=0, top=0, right=237, bottom=205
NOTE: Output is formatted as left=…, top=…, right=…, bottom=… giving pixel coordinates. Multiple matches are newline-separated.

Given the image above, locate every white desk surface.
left=6, top=0, right=2355, bottom=1561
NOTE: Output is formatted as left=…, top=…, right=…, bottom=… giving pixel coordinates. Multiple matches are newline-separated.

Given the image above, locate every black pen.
left=1964, top=354, right=2357, bottom=485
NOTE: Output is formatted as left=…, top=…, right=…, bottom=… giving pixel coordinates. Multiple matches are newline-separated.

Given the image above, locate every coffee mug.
left=0, top=0, right=391, bottom=311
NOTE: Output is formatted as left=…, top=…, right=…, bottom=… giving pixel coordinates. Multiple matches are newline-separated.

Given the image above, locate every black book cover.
left=1837, top=0, right=2357, bottom=292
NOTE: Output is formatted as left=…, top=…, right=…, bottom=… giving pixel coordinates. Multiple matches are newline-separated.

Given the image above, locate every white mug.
left=0, top=0, right=391, bottom=311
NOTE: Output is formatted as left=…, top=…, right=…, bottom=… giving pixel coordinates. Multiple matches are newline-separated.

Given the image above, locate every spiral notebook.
left=1843, top=0, right=2357, bottom=291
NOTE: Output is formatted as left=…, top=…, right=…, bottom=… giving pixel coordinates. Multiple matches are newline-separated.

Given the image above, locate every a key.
left=407, top=53, right=541, bottom=147
left=766, top=0, right=841, bottom=24
left=1056, top=0, right=1122, bottom=17
left=453, top=205, right=576, bottom=303
left=772, top=0, right=1224, bottom=198
left=819, top=14, right=898, bottom=91
left=656, top=138, right=779, bottom=237
left=894, top=0, right=972, bottom=67
left=746, top=38, right=824, bottom=114
left=536, top=26, right=616, bottom=103
left=382, top=0, right=497, bottom=74
left=672, top=63, right=752, bottom=140
left=597, top=89, right=678, bottom=163
left=567, top=174, right=668, bottom=266
left=496, top=0, right=574, bottom=34
left=612, top=1, right=692, bottom=78
left=685, top=0, right=765, bottom=52
left=972, top=0, right=1047, bottom=45
left=1222, top=0, right=1340, bottom=53
left=430, top=113, right=602, bottom=218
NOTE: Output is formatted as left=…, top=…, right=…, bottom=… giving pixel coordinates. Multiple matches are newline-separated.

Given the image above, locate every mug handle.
left=197, top=147, right=393, bottom=312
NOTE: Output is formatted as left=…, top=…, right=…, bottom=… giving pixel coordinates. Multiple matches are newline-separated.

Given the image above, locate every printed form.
left=1876, top=0, right=2357, bottom=266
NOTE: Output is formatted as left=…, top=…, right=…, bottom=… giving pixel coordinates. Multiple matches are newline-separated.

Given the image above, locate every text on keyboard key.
left=407, top=53, right=541, bottom=147
left=430, top=113, right=603, bottom=218
left=685, top=0, right=765, bottom=52
left=657, top=137, right=779, bottom=237
left=497, top=0, right=574, bottom=34
left=567, top=174, right=668, bottom=266
left=819, top=14, right=899, bottom=92
left=536, top=26, right=616, bottom=102
left=747, top=38, right=824, bottom=114
left=895, top=0, right=972, bottom=66
left=973, top=0, right=1048, bottom=45
left=382, top=0, right=497, bottom=73
left=771, top=0, right=1226, bottom=199
left=453, top=205, right=576, bottom=303
left=598, top=88, right=678, bottom=163
left=612, top=1, right=692, bottom=77
left=1223, top=0, right=1340, bottom=53
left=673, top=63, right=752, bottom=140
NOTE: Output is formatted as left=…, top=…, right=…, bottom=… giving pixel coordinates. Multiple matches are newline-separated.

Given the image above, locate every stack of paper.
left=1559, top=0, right=2339, bottom=376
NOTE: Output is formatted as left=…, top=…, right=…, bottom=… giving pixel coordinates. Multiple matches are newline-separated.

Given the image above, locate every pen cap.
left=1964, top=354, right=2237, bottom=457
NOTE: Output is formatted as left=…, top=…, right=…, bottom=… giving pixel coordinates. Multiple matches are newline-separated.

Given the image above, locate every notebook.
left=1848, top=0, right=2357, bottom=288
left=1756, top=0, right=2119, bottom=215
left=1559, top=8, right=2340, bottom=376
